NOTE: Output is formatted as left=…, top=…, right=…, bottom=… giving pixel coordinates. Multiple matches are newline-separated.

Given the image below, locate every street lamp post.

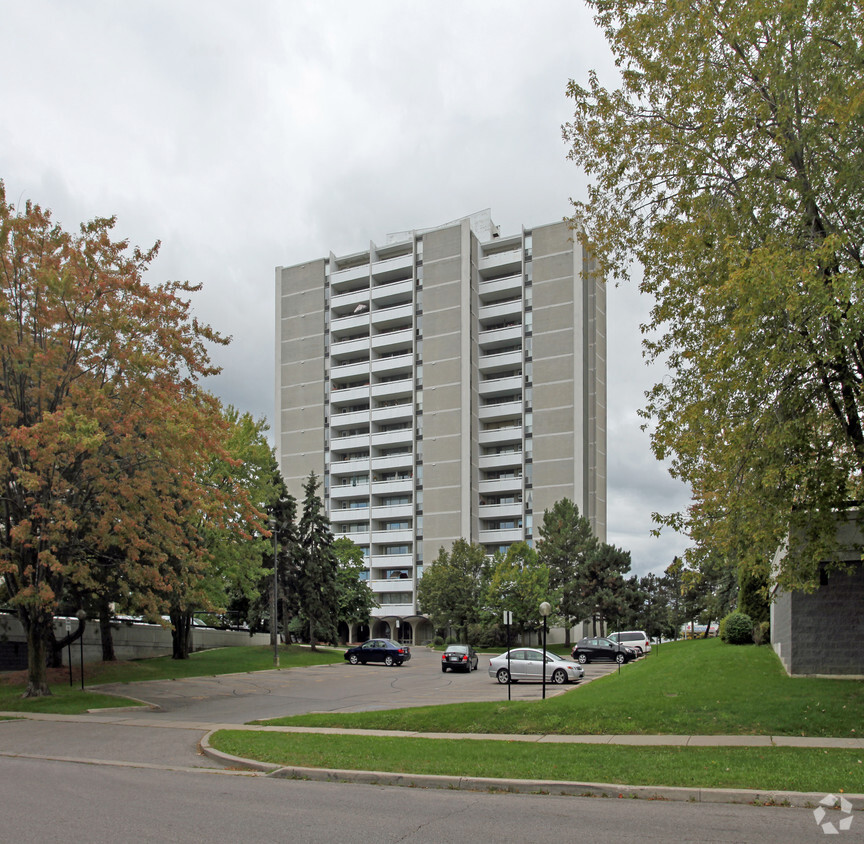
left=75, top=610, right=86, bottom=691
left=539, top=601, right=551, bottom=700
left=270, top=519, right=279, bottom=669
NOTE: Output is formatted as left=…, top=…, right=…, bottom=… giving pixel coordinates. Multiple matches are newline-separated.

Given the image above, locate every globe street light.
left=539, top=601, right=552, bottom=700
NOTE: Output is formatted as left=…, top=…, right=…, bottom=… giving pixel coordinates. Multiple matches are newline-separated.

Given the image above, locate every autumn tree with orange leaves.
left=0, top=182, right=265, bottom=696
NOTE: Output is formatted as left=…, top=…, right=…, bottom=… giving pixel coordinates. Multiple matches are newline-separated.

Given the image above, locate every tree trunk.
left=170, top=611, right=192, bottom=659
left=99, top=601, right=116, bottom=661
left=281, top=601, right=290, bottom=647
left=308, top=617, right=317, bottom=651
left=23, top=614, right=52, bottom=697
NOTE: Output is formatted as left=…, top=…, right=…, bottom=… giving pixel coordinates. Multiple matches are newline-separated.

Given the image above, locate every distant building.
left=275, top=210, right=606, bottom=644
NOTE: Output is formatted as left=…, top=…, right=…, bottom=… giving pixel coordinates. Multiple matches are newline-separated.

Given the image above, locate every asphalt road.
left=2, top=756, right=833, bottom=844
left=92, top=645, right=624, bottom=724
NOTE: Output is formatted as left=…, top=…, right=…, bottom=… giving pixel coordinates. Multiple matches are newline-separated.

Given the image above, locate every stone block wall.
left=772, top=562, right=864, bottom=677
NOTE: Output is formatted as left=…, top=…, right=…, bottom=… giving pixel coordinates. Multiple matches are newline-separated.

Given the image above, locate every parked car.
left=441, top=644, right=479, bottom=672
left=488, top=648, right=585, bottom=685
left=344, top=638, right=411, bottom=666
left=607, top=630, right=651, bottom=655
left=571, top=637, right=636, bottom=664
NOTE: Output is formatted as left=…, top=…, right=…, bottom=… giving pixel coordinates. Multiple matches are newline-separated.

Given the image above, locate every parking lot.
left=94, top=645, right=630, bottom=724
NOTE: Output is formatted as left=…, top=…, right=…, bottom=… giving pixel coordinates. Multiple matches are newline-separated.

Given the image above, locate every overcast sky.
left=1, top=0, right=691, bottom=576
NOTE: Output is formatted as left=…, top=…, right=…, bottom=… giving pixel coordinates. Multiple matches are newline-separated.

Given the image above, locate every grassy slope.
left=260, top=639, right=864, bottom=737
left=214, top=640, right=864, bottom=793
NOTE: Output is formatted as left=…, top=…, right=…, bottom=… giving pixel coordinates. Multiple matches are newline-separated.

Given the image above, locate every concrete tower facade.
left=275, top=210, right=605, bottom=644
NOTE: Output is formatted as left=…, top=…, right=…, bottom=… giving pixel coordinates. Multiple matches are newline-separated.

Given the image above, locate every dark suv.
left=571, top=636, right=636, bottom=665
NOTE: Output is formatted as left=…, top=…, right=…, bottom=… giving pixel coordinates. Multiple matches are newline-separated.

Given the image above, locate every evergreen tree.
left=536, top=498, right=598, bottom=644
left=579, top=542, right=632, bottom=634
left=296, top=472, right=338, bottom=650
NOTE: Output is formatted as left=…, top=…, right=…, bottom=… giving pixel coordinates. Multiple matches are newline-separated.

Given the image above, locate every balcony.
left=329, top=407, right=370, bottom=429
left=479, top=374, right=523, bottom=398
left=330, top=311, right=370, bottom=334
left=371, top=352, right=412, bottom=375
left=329, top=360, right=370, bottom=382
left=371, top=402, right=413, bottom=427
left=371, top=327, right=413, bottom=352
left=478, top=273, right=522, bottom=303
left=371, top=428, right=413, bottom=449
left=372, top=380, right=413, bottom=405
left=478, top=501, right=523, bottom=520
left=478, top=423, right=522, bottom=447
left=330, top=509, right=371, bottom=527
left=329, top=335, right=370, bottom=357
left=478, top=323, right=522, bottom=348
left=329, top=384, right=370, bottom=406
left=479, top=399, right=522, bottom=423
left=478, top=527, right=524, bottom=545
left=478, top=450, right=523, bottom=472
left=371, top=476, right=413, bottom=495
left=330, top=286, right=370, bottom=313
left=330, top=457, right=370, bottom=477
left=330, top=261, right=370, bottom=290
left=371, top=302, right=413, bottom=330
left=330, top=481, right=370, bottom=499
left=371, top=528, right=413, bottom=545
left=478, top=348, right=522, bottom=374
left=478, top=246, right=521, bottom=278
left=329, top=432, right=370, bottom=453
left=478, top=476, right=523, bottom=496
left=371, top=452, right=414, bottom=473
left=369, top=556, right=414, bottom=574
left=371, top=278, right=413, bottom=306
left=371, top=251, right=414, bottom=282
left=478, top=298, right=523, bottom=326
left=370, top=503, right=413, bottom=520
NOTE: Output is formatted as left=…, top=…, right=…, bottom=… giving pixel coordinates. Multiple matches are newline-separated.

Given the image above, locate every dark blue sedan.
left=345, top=638, right=411, bottom=666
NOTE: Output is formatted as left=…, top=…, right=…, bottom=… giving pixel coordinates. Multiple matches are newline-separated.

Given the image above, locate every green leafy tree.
left=295, top=472, right=338, bottom=649
left=485, top=541, right=553, bottom=644
left=334, top=536, right=378, bottom=640
left=417, top=538, right=488, bottom=642
left=565, top=1, right=864, bottom=588
left=165, top=406, right=275, bottom=659
left=0, top=185, right=235, bottom=694
left=536, top=498, right=598, bottom=644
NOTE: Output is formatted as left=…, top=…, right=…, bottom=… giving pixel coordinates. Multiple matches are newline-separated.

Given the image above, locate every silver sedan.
left=487, top=648, right=585, bottom=685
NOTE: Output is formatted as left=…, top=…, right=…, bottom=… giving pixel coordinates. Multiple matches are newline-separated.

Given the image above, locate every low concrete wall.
left=0, top=613, right=271, bottom=666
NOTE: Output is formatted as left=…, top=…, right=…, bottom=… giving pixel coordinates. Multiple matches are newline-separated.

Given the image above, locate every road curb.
left=198, top=730, right=862, bottom=807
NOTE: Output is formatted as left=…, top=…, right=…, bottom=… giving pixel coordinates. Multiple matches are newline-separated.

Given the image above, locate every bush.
left=720, top=611, right=754, bottom=645
left=431, top=635, right=445, bottom=648
left=467, top=622, right=508, bottom=649
left=752, top=620, right=770, bottom=646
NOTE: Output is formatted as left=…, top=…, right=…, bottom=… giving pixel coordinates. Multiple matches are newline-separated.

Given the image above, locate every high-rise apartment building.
left=275, top=210, right=605, bottom=645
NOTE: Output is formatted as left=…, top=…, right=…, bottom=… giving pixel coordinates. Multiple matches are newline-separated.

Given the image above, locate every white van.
left=607, top=630, right=651, bottom=655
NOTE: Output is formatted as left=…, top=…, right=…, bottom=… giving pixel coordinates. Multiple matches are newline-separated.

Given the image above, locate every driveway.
left=93, top=646, right=623, bottom=724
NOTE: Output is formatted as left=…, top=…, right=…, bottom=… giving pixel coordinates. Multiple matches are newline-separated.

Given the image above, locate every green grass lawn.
left=209, top=731, right=864, bottom=794
left=0, top=645, right=344, bottom=714
left=259, top=638, right=864, bottom=738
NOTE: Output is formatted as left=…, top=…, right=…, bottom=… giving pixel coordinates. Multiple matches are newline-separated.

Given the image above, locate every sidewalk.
left=5, top=711, right=858, bottom=808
